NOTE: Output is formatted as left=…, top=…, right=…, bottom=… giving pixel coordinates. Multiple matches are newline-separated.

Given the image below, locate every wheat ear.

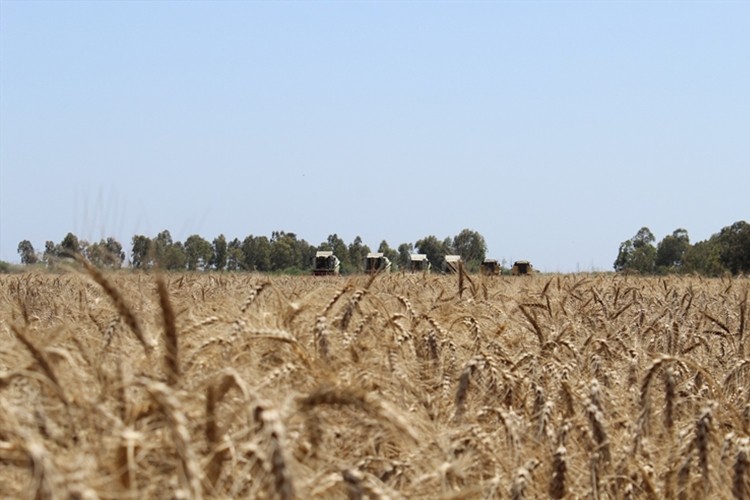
left=157, top=275, right=179, bottom=386
left=76, top=255, right=151, bottom=354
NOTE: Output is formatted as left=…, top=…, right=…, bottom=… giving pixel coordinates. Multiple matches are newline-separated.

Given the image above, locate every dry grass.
left=0, top=270, right=748, bottom=498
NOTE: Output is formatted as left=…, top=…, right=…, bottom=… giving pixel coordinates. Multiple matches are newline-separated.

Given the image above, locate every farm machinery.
left=480, top=259, right=501, bottom=276
left=409, top=254, right=431, bottom=272
left=365, top=252, right=392, bottom=274
left=511, top=260, right=534, bottom=276
left=443, top=255, right=462, bottom=274
left=313, top=251, right=340, bottom=276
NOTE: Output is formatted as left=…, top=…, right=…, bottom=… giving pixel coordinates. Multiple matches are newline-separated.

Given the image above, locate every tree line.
left=614, top=220, right=750, bottom=276
left=16, top=228, right=488, bottom=274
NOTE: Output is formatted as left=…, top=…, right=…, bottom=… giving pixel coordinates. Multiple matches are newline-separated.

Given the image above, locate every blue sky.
left=1, top=1, right=748, bottom=272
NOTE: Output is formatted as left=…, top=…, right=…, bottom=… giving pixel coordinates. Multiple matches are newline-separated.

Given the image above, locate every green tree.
left=185, top=234, right=214, bottom=271
left=212, top=234, right=228, bottom=271
left=86, top=241, right=104, bottom=267
left=452, top=228, right=487, bottom=271
left=270, top=237, right=295, bottom=271
left=226, top=238, right=244, bottom=271
left=682, top=239, right=726, bottom=276
left=295, top=238, right=316, bottom=270
left=104, top=237, right=125, bottom=268
left=655, top=228, right=690, bottom=272
left=253, top=236, right=272, bottom=272
left=614, top=241, right=633, bottom=272
left=242, top=235, right=272, bottom=272
left=86, top=237, right=124, bottom=268
left=60, top=232, right=80, bottom=257
left=161, top=242, right=185, bottom=270
left=633, top=227, right=656, bottom=248
left=397, top=243, right=413, bottom=270
left=17, top=240, right=38, bottom=264
left=326, top=234, right=350, bottom=273
left=614, top=227, right=656, bottom=274
left=153, top=230, right=173, bottom=267
left=131, top=235, right=153, bottom=269
left=348, top=236, right=371, bottom=273
left=378, top=240, right=400, bottom=269
left=43, top=240, right=59, bottom=265
left=79, top=240, right=92, bottom=260
left=266, top=232, right=312, bottom=272
left=83, top=240, right=106, bottom=267
left=716, top=221, right=750, bottom=275
left=415, top=235, right=449, bottom=271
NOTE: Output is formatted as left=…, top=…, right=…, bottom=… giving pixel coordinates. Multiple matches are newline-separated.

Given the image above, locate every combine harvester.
left=365, top=252, right=391, bottom=274
left=312, top=251, right=340, bottom=276
left=409, top=254, right=431, bottom=273
left=480, top=259, right=501, bottom=276
left=511, top=260, right=534, bottom=276
left=443, top=255, right=462, bottom=274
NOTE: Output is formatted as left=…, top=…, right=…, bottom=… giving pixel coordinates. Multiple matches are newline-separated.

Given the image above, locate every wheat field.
left=1, top=269, right=748, bottom=499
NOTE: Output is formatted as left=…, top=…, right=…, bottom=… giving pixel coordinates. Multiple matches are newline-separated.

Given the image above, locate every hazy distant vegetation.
left=10, top=220, right=750, bottom=276
left=614, top=221, right=750, bottom=276
left=14, top=229, right=488, bottom=274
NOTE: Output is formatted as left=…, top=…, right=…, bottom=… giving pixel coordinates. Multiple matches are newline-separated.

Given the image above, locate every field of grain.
left=1, top=269, right=749, bottom=499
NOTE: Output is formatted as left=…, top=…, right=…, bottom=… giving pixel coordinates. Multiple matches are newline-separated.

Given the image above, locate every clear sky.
left=1, top=1, right=748, bottom=272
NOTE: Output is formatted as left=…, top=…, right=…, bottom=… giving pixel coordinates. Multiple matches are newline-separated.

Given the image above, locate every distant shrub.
left=0, top=260, right=14, bottom=273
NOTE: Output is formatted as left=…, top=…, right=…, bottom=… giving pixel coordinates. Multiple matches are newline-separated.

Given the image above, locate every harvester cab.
left=443, top=255, right=462, bottom=274
left=313, top=251, right=340, bottom=276
left=480, top=259, right=500, bottom=276
left=365, top=252, right=391, bottom=274
left=409, top=254, right=431, bottom=272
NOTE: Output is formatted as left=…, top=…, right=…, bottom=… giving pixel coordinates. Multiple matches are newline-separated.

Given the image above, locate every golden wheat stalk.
left=75, top=255, right=151, bottom=354
left=549, top=445, right=567, bottom=499
left=205, top=371, right=248, bottom=488
left=252, top=402, right=295, bottom=500
left=734, top=437, right=750, bottom=500
left=140, top=379, right=203, bottom=499
left=9, top=324, right=68, bottom=406
left=298, top=385, right=419, bottom=443
left=157, top=275, right=179, bottom=386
